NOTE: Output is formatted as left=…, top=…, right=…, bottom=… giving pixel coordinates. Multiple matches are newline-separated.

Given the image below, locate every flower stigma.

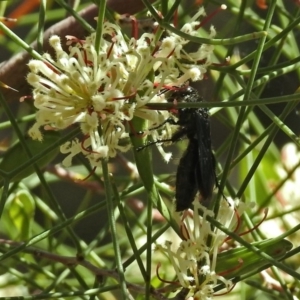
left=27, top=9, right=215, bottom=168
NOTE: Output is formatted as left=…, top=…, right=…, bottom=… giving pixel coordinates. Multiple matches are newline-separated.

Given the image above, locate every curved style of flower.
left=27, top=8, right=215, bottom=168
left=156, top=198, right=249, bottom=299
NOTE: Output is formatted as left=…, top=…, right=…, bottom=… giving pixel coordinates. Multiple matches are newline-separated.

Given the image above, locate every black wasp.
left=138, top=86, right=218, bottom=211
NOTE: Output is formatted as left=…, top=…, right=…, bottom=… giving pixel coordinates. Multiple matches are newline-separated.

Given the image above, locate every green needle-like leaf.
left=216, top=238, right=293, bottom=279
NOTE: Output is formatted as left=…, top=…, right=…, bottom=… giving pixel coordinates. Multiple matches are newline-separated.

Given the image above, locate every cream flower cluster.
left=156, top=198, right=248, bottom=299
left=27, top=9, right=215, bottom=167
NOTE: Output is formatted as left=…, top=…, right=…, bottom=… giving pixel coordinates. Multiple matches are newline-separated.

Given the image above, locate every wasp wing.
left=175, top=139, right=199, bottom=211
left=195, top=110, right=217, bottom=206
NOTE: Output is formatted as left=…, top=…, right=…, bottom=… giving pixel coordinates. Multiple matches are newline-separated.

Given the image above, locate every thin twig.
left=0, top=238, right=170, bottom=300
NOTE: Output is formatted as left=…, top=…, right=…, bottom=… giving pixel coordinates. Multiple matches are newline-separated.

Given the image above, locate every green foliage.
left=0, top=131, right=60, bottom=185
left=0, top=0, right=299, bottom=299
left=217, top=238, right=293, bottom=279
left=3, top=189, right=36, bottom=241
